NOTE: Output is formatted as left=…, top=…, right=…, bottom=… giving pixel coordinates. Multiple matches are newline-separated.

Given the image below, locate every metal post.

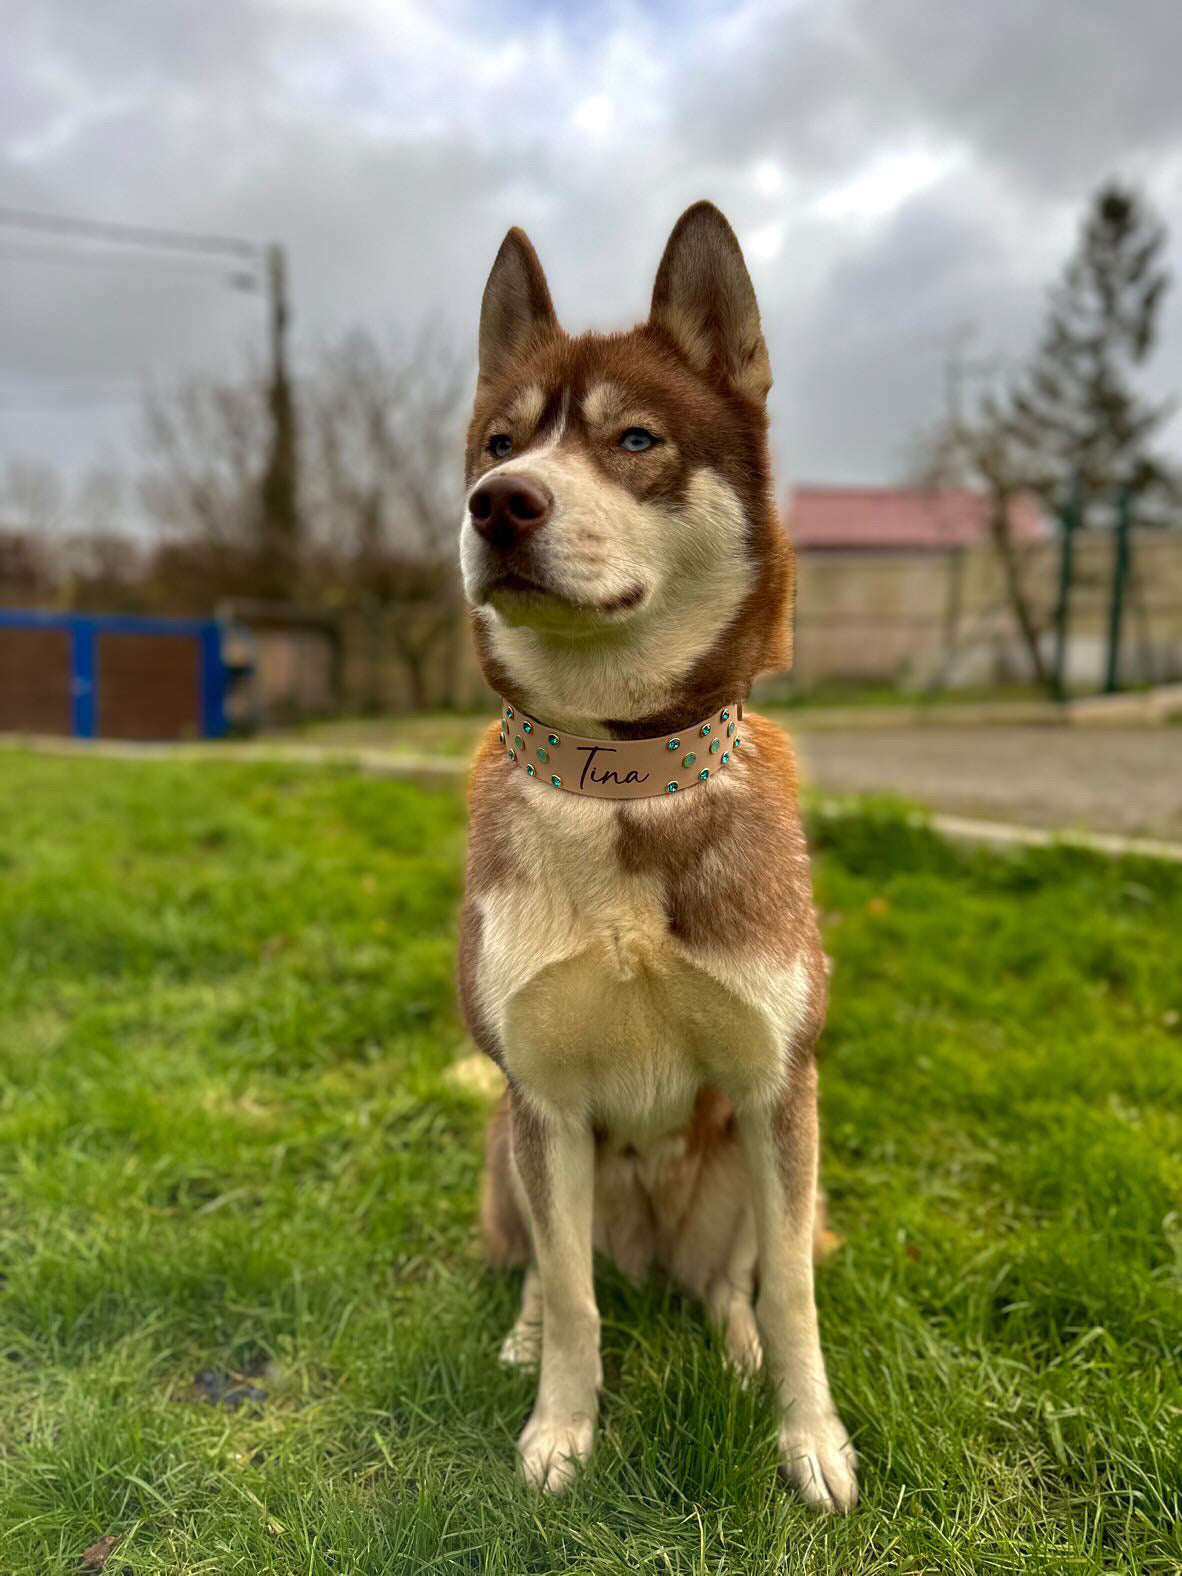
left=1104, top=485, right=1132, bottom=694
left=259, top=242, right=298, bottom=590
left=70, top=615, right=97, bottom=739
left=1051, top=475, right=1081, bottom=702
left=936, top=543, right=965, bottom=693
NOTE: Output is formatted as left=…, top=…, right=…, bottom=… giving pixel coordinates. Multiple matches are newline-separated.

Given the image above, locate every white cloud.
left=813, top=148, right=964, bottom=223
left=2, top=0, right=1181, bottom=492
left=743, top=221, right=786, bottom=263
left=573, top=95, right=615, bottom=137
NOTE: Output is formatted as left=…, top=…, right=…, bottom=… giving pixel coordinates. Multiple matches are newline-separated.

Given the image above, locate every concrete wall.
left=340, top=601, right=494, bottom=714
left=229, top=528, right=1182, bottom=719
left=788, top=529, right=1182, bottom=691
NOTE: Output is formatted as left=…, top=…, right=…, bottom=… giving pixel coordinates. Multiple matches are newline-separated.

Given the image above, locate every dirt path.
left=790, top=724, right=1182, bottom=841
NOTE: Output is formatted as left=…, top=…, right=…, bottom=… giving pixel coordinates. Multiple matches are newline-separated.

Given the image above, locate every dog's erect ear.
left=650, top=202, right=771, bottom=402
left=478, top=228, right=559, bottom=388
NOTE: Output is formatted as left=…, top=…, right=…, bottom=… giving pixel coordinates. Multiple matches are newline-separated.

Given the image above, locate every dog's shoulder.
left=607, top=708, right=820, bottom=969
left=464, top=721, right=523, bottom=897
left=466, top=719, right=509, bottom=803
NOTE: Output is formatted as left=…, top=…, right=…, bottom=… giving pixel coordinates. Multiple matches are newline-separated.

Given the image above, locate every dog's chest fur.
left=469, top=735, right=821, bottom=1143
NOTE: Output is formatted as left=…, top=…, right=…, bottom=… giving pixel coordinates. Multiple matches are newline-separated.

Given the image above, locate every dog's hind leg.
left=510, top=1090, right=600, bottom=1494
left=705, top=1209, right=763, bottom=1376
left=499, top=1264, right=543, bottom=1367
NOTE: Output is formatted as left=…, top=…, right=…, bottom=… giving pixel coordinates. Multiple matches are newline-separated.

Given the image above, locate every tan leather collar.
left=499, top=700, right=743, bottom=799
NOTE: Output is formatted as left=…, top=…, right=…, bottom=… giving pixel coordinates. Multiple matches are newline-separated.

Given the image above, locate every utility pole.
left=258, top=242, right=299, bottom=593
left=0, top=208, right=300, bottom=583
left=1051, top=474, right=1081, bottom=702
left=1104, top=485, right=1133, bottom=694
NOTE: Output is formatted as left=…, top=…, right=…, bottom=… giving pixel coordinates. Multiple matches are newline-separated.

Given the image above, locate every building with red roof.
left=787, top=486, right=1045, bottom=552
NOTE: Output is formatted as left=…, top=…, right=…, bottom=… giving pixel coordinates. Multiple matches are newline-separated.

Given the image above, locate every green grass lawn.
left=1, top=756, right=1180, bottom=1574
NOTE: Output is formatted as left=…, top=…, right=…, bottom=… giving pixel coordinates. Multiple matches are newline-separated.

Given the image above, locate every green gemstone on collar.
left=701, top=724, right=711, bottom=736
left=506, top=706, right=514, bottom=719
left=721, top=752, right=730, bottom=765
left=728, top=721, right=736, bottom=737
left=514, top=735, right=524, bottom=751
left=550, top=775, right=562, bottom=787
left=536, top=747, right=549, bottom=764
left=666, top=780, right=678, bottom=793
left=683, top=752, right=697, bottom=768
left=734, top=737, right=742, bottom=749
left=526, top=764, right=535, bottom=777
left=668, top=739, right=680, bottom=751
left=522, top=720, right=532, bottom=734
left=507, top=748, right=516, bottom=761
left=710, top=738, right=721, bottom=754
left=721, top=708, right=730, bottom=721
left=699, top=768, right=710, bottom=781
left=548, top=734, right=560, bottom=747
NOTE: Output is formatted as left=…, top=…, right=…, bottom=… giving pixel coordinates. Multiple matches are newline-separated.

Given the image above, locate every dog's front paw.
left=779, top=1409, right=858, bottom=1513
left=518, top=1412, right=594, bottom=1493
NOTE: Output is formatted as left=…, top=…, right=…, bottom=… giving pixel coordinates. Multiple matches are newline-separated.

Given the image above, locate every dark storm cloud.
left=851, top=0, right=1182, bottom=196
left=2, top=0, right=1181, bottom=499
left=673, top=0, right=1182, bottom=202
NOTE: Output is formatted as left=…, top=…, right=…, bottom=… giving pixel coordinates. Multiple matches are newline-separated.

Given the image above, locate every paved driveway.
left=790, top=725, right=1182, bottom=841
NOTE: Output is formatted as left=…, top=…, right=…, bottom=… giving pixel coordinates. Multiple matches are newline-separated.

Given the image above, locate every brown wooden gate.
left=0, top=626, right=74, bottom=734
left=0, top=613, right=230, bottom=740
left=96, top=630, right=202, bottom=740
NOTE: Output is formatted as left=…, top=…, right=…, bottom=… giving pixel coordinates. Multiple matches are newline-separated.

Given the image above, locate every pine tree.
left=1004, top=181, right=1176, bottom=526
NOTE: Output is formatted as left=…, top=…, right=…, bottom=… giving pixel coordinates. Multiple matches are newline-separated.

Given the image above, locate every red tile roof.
left=787, top=486, right=1045, bottom=550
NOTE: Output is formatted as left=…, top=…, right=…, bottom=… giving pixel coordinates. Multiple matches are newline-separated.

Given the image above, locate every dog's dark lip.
left=596, top=583, right=647, bottom=615
left=487, top=572, right=553, bottom=597
left=485, top=575, right=648, bottom=616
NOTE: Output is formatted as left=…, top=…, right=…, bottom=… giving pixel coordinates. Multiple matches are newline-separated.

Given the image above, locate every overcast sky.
left=4, top=0, right=1182, bottom=511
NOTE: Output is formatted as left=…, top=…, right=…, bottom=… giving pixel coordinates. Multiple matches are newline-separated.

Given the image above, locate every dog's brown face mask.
left=460, top=202, right=794, bottom=733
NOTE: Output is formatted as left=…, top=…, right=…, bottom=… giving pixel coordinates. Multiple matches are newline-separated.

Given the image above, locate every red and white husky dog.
left=457, top=202, right=857, bottom=1511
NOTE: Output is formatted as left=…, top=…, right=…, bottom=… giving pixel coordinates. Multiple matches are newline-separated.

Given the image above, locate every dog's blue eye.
left=620, top=428, right=656, bottom=452
left=488, top=434, right=513, bottom=459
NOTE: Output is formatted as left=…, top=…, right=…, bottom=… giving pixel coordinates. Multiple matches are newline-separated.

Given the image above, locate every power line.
left=0, top=383, right=146, bottom=410
left=0, top=241, right=261, bottom=287
left=0, top=206, right=262, bottom=262
left=0, top=207, right=296, bottom=547
left=0, top=396, right=144, bottom=414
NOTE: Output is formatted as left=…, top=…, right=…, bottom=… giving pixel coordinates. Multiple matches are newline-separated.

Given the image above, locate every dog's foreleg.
left=738, top=1064, right=858, bottom=1513
left=510, top=1090, right=599, bottom=1492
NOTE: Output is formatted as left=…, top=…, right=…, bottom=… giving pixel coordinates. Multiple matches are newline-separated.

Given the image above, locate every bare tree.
left=0, top=460, right=67, bottom=603
left=921, top=185, right=1180, bottom=693
left=127, top=328, right=470, bottom=705
left=1, top=458, right=67, bottom=537
left=305, top=327, right=469, bottom=708
left=1005, top=181, right=1177, bottom=528
left=74, top=464, right=129, bottom=538
left=919, top=380, right=1052, bottom=688
left=0, top=460, right=150, bottom=610
left=138, top=367, right=288, bottom=583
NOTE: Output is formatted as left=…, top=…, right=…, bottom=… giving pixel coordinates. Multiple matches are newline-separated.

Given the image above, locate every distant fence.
left=206, top=528, right=1182, bottom=722
left=788, top=528, right=1182, bottom=692
left=0, top=611, right=231, bottom=739
left=218, top=595, right=494, bottom=724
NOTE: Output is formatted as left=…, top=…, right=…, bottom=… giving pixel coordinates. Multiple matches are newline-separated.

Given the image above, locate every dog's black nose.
left=468, top=474, right=553, bottom=551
